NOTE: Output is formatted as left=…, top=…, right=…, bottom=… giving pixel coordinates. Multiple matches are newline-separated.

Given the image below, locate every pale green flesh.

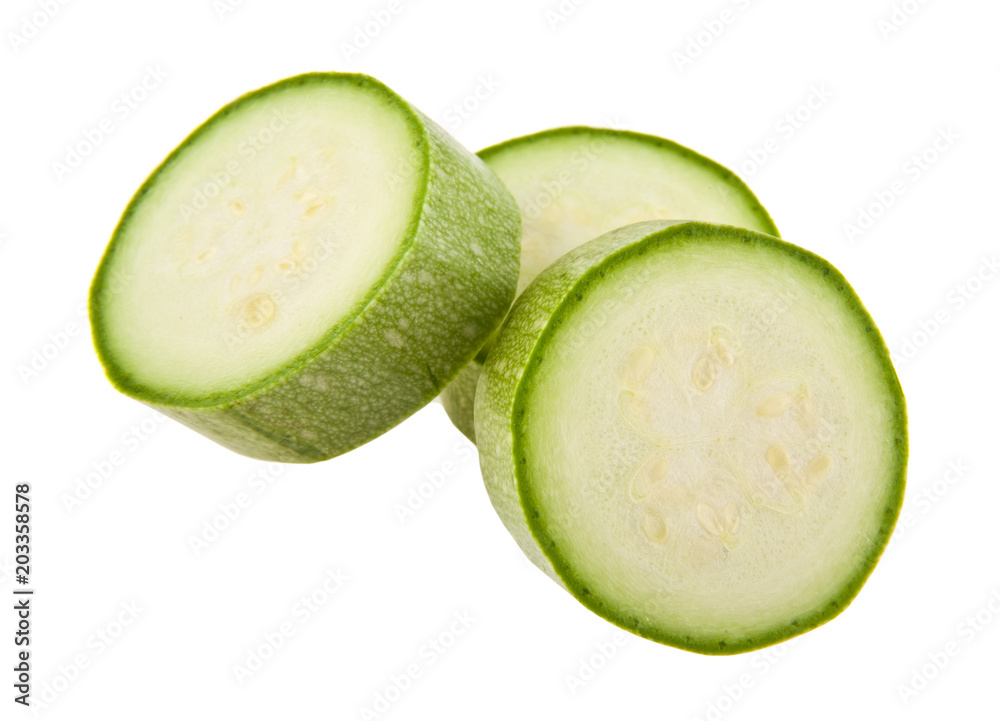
left=488, top=130, right=777, bottom=296
left=441, top=128, right=777, bottom=442
left=477, top=222, right=906, bottom=652
left=101, top=83, right=420, bottom=398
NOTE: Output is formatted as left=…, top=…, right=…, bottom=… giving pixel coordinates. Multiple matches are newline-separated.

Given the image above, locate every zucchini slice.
left=90, top=73, right=520, bottom=462
left=441, top=127, right=777, bottom=441
left=476, top=220, right=907, bottom=654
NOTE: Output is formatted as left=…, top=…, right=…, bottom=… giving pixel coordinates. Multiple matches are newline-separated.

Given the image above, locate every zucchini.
left=476, top=220, right=907, bottom=654
left=90, top=73, right=520, bottom=462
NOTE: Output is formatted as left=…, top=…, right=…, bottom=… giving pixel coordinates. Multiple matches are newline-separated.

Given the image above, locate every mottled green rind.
left=442, top=127, right=779, bottom=443
left=475, top=220, right=908, bottom=655
left=438, top=362, right=480, bottom=444
left=90, top=73, right=520, bottom=463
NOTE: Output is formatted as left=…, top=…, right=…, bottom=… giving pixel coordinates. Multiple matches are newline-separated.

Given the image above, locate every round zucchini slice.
left=441, top=127, right=778, bottom=441
left=476, top=220, right=907, bottom=654
left=90, top=73, right=520, bottom=462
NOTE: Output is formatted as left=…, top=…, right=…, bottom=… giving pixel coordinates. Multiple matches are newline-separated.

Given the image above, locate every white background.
left=2, top=0, right=998, bottom=719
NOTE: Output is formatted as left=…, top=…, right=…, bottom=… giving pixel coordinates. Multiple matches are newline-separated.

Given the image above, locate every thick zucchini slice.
left=90, top=73, right=520, bottom=462
left=476, top=220, right=906, bottom=654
